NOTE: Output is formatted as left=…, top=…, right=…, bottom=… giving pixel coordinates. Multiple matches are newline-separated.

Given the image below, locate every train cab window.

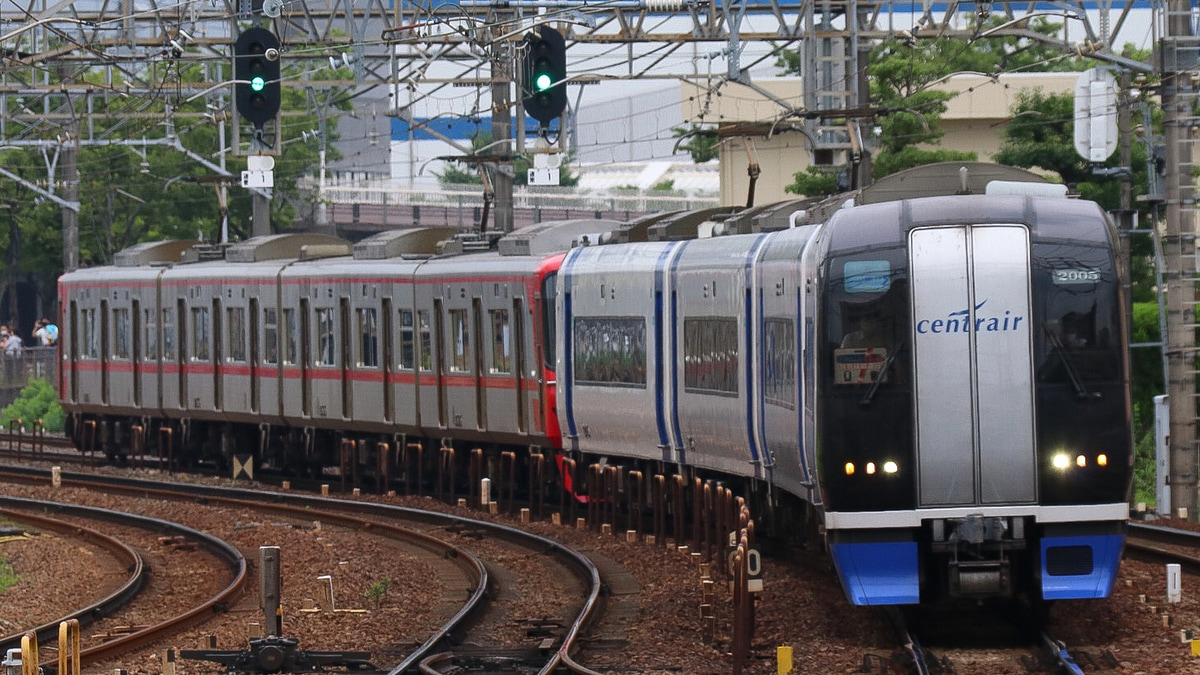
left=227, top=307, right=246, bottom=363
left=282, top=309, right=297, bottom=365
left=113, top=308, right=130, bottom=359
left=573, top=317, right=646, bottom=387
left=399, top=310, right=415, bottom=370
left=490, top=309, right=511, bottom=374
left=316, top=308, right=336, bottom=366
left=162, top=308, right=176, bottom=360
left=263, top=308, right=279, bottom=365
left=764, top=318, right=796, bottom=408
left=143, top=309, right=158, bottom=361
left=1036, top=257, right=1121, bottom=385
left=449, top=309, right=470, bottom=373
left=417, top=310, right=433, bottom=372
left=190, top=307, right=210, bottom=361
left=358, top=308, right=378, bottom=368
left=825, top=255, right=908, bottom=389
left=82, top=308, right=98, bottom=359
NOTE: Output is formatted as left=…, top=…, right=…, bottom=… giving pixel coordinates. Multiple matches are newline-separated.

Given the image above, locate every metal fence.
left=0, top=347, right=58, bottom=411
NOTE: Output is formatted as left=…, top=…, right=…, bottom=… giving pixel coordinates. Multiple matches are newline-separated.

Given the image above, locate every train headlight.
left=866, top=462, right=876, bottom=475
left=1076, top=454, right=1087, bottom=467
left=883, top=461, right=899, bottom=474
left=1098, top=454, right=1108, bottom=467
left=1052, top=453, right=1070, bottom=470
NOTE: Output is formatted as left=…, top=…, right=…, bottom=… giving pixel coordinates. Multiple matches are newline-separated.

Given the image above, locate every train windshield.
left=825, top=254, right=910, bottom=392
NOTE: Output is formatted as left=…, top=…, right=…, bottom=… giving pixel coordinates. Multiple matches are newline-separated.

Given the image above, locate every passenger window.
left=227, top=307, right=246, bottom=363
left=449, top=309, right=470, bottom=373
left=283, top=308, right=297, bottom=365
left=490, top=309, right=511, bottom=374
left=764, top=318, right=795, bottom=408
left=82, top=309, right=98, bottom=359
left=573, top=317, right=646, bottom=387
left=263, top=308, right=278, bottom=365
left=399, top=310, right=415, bottom=370
left=683, top=317, right=738, bottom=394
left=316, top=307, right=336, bottom=366
left=358, top=308, right=378, bottom=367
left=417, top=310, right=433, bottom=372
left=162, top=308, right=176, bottom=360
left=190, top=307, right=209, bottom=361
left=113, top=308, right=130, bottom=360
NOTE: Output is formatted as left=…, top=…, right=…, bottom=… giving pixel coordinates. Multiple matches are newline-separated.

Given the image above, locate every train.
left=58, top=162, right=1133, bottom=606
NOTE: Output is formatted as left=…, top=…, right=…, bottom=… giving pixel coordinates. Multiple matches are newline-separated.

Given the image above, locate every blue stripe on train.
left=829, top=541, right=920, bottom=605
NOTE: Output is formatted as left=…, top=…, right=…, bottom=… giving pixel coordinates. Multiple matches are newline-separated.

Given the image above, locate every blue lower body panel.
left=1040, top=534, right=1125, bottom=600
left=830, top=540, right=920, bottom=605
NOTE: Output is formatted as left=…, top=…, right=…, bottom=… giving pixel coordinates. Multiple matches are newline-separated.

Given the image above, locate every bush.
left=0, top=378, right=65, bottom=433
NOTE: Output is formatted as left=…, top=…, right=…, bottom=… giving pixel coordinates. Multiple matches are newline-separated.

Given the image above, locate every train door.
left=212, top=298, right=223, bottom=411
left=382, top=298, right=394, bottom=423
left=513, top=297, right=527, bottom=434
left=100, top=300, right=109, bottom=405
left=434, top=298, right=447, bottom=427
left=250, top=298, right=260, bottom=413
left=177, top=298, right=188, bottom=410
left=300, top=297, right=311, bottom=417
left=472, top=297, right=485, bottom=429
left=910, top=225, right=1036, bottom=506
left=341, top=298, right=352, bottom=419
left=68, top=301, right=78, bottom=403
left=132, top=300, right=141, bottom=407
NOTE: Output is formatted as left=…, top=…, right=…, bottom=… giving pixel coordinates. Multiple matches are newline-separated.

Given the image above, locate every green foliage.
left=672, top=125, right=720, bottom=164
left=0, top=554, right=16, bottom=592
left=1132, top=414, right=1157, bottom=507
left=363, top=577, right=391, bottom=608
left=784, top=167, right=839, bottom=198
left=0, top=378, right=65, bottom=433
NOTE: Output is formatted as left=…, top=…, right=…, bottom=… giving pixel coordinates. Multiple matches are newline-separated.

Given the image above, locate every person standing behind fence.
left=3, top=326, right=23, bottom=356
left=33, top=319, right=56, bottom=346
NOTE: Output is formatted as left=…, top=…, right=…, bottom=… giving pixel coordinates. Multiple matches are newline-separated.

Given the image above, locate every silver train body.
left=59, top=163, right=1133, bottom=605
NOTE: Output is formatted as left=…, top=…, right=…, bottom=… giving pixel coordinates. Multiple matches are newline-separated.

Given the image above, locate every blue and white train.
left=60, top=162, right=1132, bottom=605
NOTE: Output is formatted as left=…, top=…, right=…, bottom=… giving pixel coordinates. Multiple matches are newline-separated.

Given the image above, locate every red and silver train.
left=59, top=163, right=1133, bottom=605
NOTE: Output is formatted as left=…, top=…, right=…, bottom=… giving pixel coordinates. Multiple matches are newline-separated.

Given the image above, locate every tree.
left=671, top=125, right=720, bottom=164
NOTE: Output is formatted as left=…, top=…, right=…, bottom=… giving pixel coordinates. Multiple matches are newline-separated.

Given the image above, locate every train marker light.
left=1098, top=453, right=1108, bottom=467
left=844, top=462, right=855, bottom=475
left=883, top=461, right=899, bottom=474
left=1052, top=453, right=1070, bottom=470
left=1076, top=454, right=1087, bottom=467
left=866, top=462, right=876, bottom=475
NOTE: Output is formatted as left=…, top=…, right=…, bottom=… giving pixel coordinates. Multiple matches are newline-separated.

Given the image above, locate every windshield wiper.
left=860, top=340, right=904, bottom=407
left=1043, top=324, right=1101, bottom=401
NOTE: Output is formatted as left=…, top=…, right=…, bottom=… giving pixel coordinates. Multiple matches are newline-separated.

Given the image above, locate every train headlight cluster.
left=1051, top=452, right=1110, bottom=471
left=844, top=461, right=900, bottom=476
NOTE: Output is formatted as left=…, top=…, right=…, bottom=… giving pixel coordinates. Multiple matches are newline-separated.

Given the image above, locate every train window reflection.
left=684, top=318, right=738, bottom=394
left=573, top=317, right=646, bottom=387
left=764, top=318, right=795, bottom=408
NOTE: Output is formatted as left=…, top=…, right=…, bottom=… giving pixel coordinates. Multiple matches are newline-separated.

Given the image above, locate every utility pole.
left=491, top=19, right=514, bottom=234
left=1162, top=0, right=1199, bottom=519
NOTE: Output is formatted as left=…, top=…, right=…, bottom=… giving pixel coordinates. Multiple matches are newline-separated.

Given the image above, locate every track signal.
left=234, top=27, right=281, bottom=129
left=523, top=26, right=567, bottom=125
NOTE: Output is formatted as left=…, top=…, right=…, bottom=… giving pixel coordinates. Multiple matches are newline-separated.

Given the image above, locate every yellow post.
left=59, top=620, right=80, bottom=675
left=20, top=632, right=38, bottom=675
left=777, top=645, right=794, bottom=674
left=1191, top=639, right=1200, bottom=657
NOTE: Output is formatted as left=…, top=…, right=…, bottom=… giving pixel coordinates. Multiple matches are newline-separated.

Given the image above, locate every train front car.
left=818, top=193, right=1132, bottom=606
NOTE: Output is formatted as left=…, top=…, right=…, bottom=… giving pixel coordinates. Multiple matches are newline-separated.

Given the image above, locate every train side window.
left=316, top=308, right=336, bottom=366
left=764, top=318, right=796, bottom=408
left=227, top=307, right=246, bottom=363
left=82, top=308, right=98, bottom=359
left=263, top=308, right=278, bottom=365
left=449, top=309, right=470, bottom=373
left=358, top=307, right=378, bottom=367
left=144, top=309, right=158, bottom=361
left=399, top=310, right=415, bottom=369
left=162, top=308, right=176, bottom=360
left=283, top=308, right=297, bottom=365
left=417, top=310, right=433, bottom=372
left=683, top=317, right=738, bottom=394
left=190, top=307, right=210, bottom=361
left=541, top=272, right=557, bottom=370
left=113, top=308, right=130, bottom=360
left=490, top=309, right=511, bottom=374
left=573, top=317, right=646, bottom=387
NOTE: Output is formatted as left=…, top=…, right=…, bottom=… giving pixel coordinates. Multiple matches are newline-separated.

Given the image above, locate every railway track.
left=0, top=495, right=248, bottom=671
left=0, top=467, right=606, bottom=675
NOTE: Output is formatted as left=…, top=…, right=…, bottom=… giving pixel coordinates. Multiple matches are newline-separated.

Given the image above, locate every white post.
left=480, top=477, right=491, bottom=508
left=1168, top=563, right=1182, bottom=603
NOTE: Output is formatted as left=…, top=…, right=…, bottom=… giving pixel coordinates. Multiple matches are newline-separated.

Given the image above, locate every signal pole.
left=491, top=19, right=513, bottom=234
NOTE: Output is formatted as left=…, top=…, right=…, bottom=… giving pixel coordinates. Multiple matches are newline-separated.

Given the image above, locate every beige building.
left=680, top=73, right=1077, bottom=205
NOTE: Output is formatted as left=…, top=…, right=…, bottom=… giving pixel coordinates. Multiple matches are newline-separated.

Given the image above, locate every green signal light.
left=251, top=76, right=266, bottom=92
left=534, top=72, right=553, bottom=91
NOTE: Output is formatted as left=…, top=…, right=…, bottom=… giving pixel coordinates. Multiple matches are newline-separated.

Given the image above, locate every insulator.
left=645, top=0, right=687, bottom=11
